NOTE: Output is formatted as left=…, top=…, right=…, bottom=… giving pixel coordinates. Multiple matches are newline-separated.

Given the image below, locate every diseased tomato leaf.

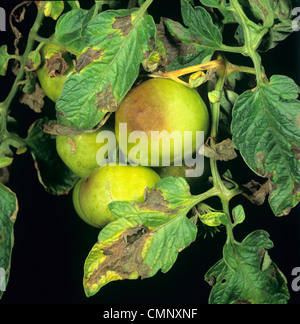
left=55, top=6, right=159, bottom=131
left=180, top=0, right=223, bottom=48
left=83, top=177, right=198, bottom=297
left=162, top=18, right=214, bottom=71
left=25, top=118, right=78, bottom=195
left=231, top=75, right=300, bottom=216
left=0, top=184, right=18, bottom=300
left=205, top=230, right=290, bottom=304
left=44, top=1, right=64, bottom=20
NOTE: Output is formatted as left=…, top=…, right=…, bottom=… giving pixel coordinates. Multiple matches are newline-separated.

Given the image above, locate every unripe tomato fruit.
left=155, top=157, right=210, bottom=194
left=37, top=43, right=75, bottom=102
left=72, top=179, right=98, bottom=227
left=77, top=163, right=161, bottom=228
left=115, top=78, right=209, bottom=166
left=56, top=124, right=114, bottom=178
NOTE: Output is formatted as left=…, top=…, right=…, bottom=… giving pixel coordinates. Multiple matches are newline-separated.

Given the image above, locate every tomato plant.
left=0, top=0, right=300, bottom=305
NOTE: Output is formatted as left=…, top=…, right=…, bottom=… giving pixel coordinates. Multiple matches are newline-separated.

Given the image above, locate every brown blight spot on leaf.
left=75, top=47, right=104, bottom=73
left=95, top=84, right=118, bottom=113
left=140, top=188, right=170, bottom=212
left=291, top=145, right=300, bottom=160
left=112, top=15, right=133, bottom=37
left=235, top=299, right=252, bottom=305
left=205, top=276, right=215, bottom=287
left=46, top=53, right=69, bottom=78
left=87, top=225, right=152, bottom=287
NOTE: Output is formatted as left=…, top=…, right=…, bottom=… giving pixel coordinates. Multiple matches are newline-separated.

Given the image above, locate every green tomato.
left=78, top=163, right=161, bottom=228
left=155, top=157, right=210, bottom=194
left=37, top=43, right=75, bottom=102
left=72, top=179, right=98, bottom=227
left=56, top=124, right=114, bottom=178
left=115, top=78, right=209, bottom=166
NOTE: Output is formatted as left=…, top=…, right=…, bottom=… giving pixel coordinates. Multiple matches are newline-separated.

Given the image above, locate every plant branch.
left=0, top=2, right=46, bottom=141
left=229, top=0, right=265, bottom=85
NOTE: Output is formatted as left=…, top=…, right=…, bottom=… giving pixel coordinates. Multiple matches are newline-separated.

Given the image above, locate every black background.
left=0, top=0, right=299, bottom=306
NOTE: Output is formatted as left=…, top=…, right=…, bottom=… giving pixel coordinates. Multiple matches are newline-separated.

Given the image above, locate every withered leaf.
left=243, top=179, right=272, bottom=206
left=40, top=121, right=90, bottom=136
left=19, top=83, right=45, bottom=113
left=204, top=138, right=238, bottom=161
left=46, top=53, right=69, bottom=77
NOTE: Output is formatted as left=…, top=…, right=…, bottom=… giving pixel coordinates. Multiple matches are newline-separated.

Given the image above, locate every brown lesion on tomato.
left=67, top=137, right=76, bottom=154
left=75, top=46, right=104, bottom=73
left=95, top=84, right=118, bottom=113
left=112, top=15, right=133, bottom=37
left=46, top=53, right=69, bottom=78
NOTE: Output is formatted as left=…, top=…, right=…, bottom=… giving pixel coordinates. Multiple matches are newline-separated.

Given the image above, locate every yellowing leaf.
left=44, top=1, right=64, bottom=20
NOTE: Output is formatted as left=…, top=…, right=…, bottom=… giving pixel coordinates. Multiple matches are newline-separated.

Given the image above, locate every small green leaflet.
left=55, top=6, right=158, bottom=131
left=0, top=184, right=18, bottom=300
left=205, top=230, right=290, bottom=304
left=83, top=177, right=198, bottom=297
left=231, top=75, right=300, bottom=216
left=0, top=45, right=10, bottom=76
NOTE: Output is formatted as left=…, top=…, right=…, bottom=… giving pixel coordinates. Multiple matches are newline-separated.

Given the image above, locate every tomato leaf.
left=55, top=7, right=158, bottom=131
left=231, top=75, right=300, bottom=216
left=162, top=18, right=214, bottom=71
left=54, top=9, right=89, bottom=53
left=44, top=1, right=64, bottom=20
left=83, top=177, right=198, bottom=297
left=180, top=0, right=223, bottom=48
left=205, top=230, right=290, bottom=304
left=25, top=118, right=78, bottom=195
left=0, top=184, right=18, bottom=300
left=0, top=45, right=10, bottom=76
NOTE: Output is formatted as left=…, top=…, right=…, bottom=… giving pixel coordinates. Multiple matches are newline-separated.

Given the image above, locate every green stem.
left=31, top=34, right=81, bottom=57
left=209, top=57, right=238, bottom=242
left=0, top=2, right=46, bottom=140
left=229, top=0, right=265, bottom=84
left=138, top=0, right=153, bottom=15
